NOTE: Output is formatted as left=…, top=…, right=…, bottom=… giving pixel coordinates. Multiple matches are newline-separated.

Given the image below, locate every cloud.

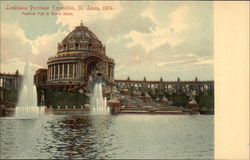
left=1, top=1, right=213, bottom=80
left=30, top=28, right=67, bottom=56
left=0, top=58, right=42, bottom=74
left=1, top=22, right=32, bottom=48
left=169, top=6, right=190, bottom=33
left=173, top=53, right=198, bottom=58
left=195, top=58, right=213, bottom=65
left=1, top=22, right=64, bottom=57
left=1, top=22, right=67, bottom=71
left=124, top=5, right=191, bottom=52
left=124, top=28, right=181, bottom=52
left=56, top=1, right=123, bottom=30
left=156, top=59, right=195, bottom=67
left=1, top=22, right=32, bottom=63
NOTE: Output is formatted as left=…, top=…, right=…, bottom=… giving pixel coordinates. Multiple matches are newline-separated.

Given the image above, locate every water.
left=0, top=115, right=214, bottom=159
left=90, top=83, right=110, bottom=115
left=16, top=62, right=45, bottom=118
left=15, top=106, right=45, bottom=118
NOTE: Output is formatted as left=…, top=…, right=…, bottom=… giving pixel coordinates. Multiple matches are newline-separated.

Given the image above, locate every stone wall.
left=165, top=94, right=214, bottom=110
left=39, top=87, right=88, bottom=108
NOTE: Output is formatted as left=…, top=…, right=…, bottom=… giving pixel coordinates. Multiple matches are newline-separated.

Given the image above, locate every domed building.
left=46, top=22, right=115, bottom=86
left=33, top=22, right=214, bottom=109
left=33, top=22, right=115, bottom=107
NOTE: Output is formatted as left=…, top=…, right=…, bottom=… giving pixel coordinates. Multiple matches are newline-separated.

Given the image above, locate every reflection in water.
left=50, top=116, right=114, bottom=159
left=0, top=115, right=213, bottom=159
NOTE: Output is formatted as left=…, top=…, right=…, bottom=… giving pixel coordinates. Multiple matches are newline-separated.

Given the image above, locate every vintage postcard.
left=0, top=1, right=249, bottom=159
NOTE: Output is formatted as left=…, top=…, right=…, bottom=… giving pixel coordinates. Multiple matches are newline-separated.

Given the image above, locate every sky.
left=0, top=1, right=213, bottom=81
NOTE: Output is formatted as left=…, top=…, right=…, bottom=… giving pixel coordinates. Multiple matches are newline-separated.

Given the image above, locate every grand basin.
left=0, top=114, right=213, bottom=159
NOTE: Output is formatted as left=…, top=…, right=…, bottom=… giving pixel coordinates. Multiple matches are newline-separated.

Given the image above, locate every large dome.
left=57, top=22, right=104, bottom=54
left=63, top=24, right=100, bottom=43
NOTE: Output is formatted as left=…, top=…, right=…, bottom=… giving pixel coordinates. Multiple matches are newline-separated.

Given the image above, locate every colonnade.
left=48, top=62, right=79, bottom=80
left=115, top=81, right=214, bottom=95
left=0, top=76, right=19, bottom=89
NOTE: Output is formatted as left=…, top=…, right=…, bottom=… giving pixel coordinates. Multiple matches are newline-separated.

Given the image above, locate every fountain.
left=15, top=62, right=45, bottom=118
left=90, top=82, right=110, bottom=115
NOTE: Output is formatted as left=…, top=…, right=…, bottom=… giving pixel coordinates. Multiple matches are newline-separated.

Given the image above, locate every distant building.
left=0, top=70, right=21, bottom=90
left=0, top=70, right=21, bottom=103
left=34, top=69, right=47, bottom=86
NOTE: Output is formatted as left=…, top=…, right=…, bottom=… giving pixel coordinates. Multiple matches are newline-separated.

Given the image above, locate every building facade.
left=0, top=70, right=21, bottom=90
left=0, top=70, right=21, bottom=103
left=45, top=22, right=115, bottom=87
left=34, top=69, right=47, bottom=86
left=30, top=22, right=213, bottom=108
left=115, top=77, right=214, bottom=95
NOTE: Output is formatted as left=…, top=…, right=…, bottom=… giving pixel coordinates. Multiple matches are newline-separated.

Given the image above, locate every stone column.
left=50, top=66, right=52, bottom=80
left=54, top=64, right=56, bottom=79
left=56, top=64, right=58, bottom=79
left=52, top=65, right=53, bottom=79
left=49, top=66, right=51, bottom=80
left=75, top=63, right=77, bottom=78
left=3, top=79, right=5, bottom=89
left=67, top=63, right=70, bottom=79
left=48, top=66, right=50, bottom=80
left=53, top=64, right=55, bottom=79
left=58, top=64, right=60, bottom=79
left=64, top=64, right=66, bottom=78
left=76, top=62, right=78, bottom=78
left=55, top=64, right=58, bottom=79
left=76, top=63, right=78, bottom=78
left=62, top=63, right=64, bottom=79
left=47, top=66, right=50, bottom=80
left=78, top=62, right=80, bottom=79
left=74, top=63, right=77, bottom=79
left=53, top=64, right=56, bottom=79
left=73, top=63, right=75, bottom=78
left=47, top=66, right=49, bottom=80
left=48, top=66, right=49, bottom=80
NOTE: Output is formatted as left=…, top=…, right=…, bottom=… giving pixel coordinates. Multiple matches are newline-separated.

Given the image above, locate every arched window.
left=64, top=44, right=67, bottom=50
left=75, top=43, right=79, bottom=50
left=89, top=44, right=91, bottom=51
